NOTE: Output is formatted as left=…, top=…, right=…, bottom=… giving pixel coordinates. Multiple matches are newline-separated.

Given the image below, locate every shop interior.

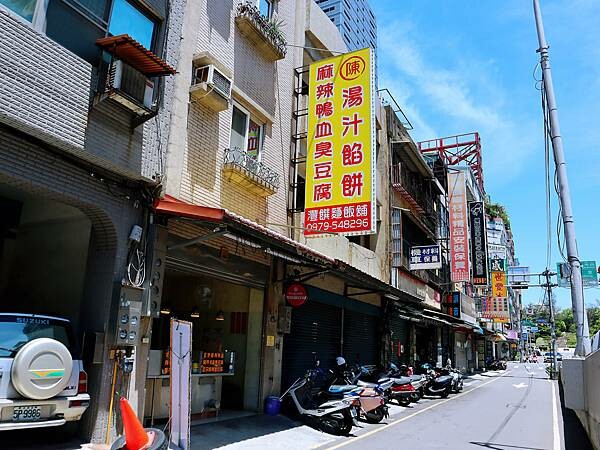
left=145, top=267, right=264, bottom=423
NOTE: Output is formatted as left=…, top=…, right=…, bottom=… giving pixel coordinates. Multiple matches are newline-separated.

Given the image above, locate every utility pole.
left=533, top=0, right=591, bottom=356
left=542, top=269, right=558, bottom=378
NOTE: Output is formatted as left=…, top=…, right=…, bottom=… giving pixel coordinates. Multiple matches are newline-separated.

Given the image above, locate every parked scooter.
left=388, top=363, right=427, bottom=401
left=280, top=363, right=356, bottom=435
left=485, top=357, right=507, bottom=371
left=335, top=358, right=395, bottom=402
left=325, top=383, right=388, bottom=423
left=420, top=363, right=454, bottom=398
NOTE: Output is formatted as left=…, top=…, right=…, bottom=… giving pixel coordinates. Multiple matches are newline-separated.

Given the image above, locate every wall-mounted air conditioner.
left=193, top=65, right=232, bottom=100
left=107, top=59, right=154, bottom=110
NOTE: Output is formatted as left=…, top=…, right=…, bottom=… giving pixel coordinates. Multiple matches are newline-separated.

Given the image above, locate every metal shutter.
left=343, top=309, right=379, bottom=366
left=281, top=301, right=342, bottom=390
left=389, top=316, right=410, bottom=364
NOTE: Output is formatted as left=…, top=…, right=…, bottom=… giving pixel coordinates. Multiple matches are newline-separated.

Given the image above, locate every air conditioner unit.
left=193, top=64, right=232, bottom=100
left=106, top=59, right=154, bottom=110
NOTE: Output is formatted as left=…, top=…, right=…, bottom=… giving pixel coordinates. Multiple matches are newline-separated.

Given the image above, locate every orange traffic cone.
left=119, top=397, right=151, bottom=450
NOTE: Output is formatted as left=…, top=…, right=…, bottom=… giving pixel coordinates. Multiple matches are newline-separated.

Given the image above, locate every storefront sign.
left=304, top=48, right=376, bottom=236
left=445, top=292, right=461, bottom=318
left=468, top=201, right=488, bottom=285
left=491, top=271, right=507, bottom=298
left=409, top=244, right=442, bottom=270
left=481, top=297, right=510, bottom=320
left=285, top=283, right=308, bottom=308
left=448, top=171, right=470, bottom=281
left=488, top=244, right=506, bottom=259
left=490, top=258, right=506, bottom=272
left=460, top=293, right=478, bottom=325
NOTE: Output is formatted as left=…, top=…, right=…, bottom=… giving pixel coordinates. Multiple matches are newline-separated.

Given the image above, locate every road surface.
left=320, top=362, right=564, bottom=450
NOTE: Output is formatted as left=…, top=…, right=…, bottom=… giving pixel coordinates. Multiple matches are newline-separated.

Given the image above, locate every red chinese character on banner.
left=315, top=121, right=333, bottom=138
left=316, top=64, right=334, bottom=81
left=341, top=172, right=364, bottom=197
left=314, top=162, right=333, bottom=179
left=342, top=142, right=363, bottom=166
left=314, top=141, right=333, bottom=159
left=342, top=86, right=364, bottom=108
left=342, top=113, right=364, bottom=137
left=316, top=83, right=334, bottom=99
left=344, top=60, right=362, bottom=78
left=313, top=183, right=332, bottom=202
left=315, top=101, right=334, bottom=118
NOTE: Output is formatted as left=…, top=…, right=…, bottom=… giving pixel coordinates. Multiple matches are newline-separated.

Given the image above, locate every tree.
left=587, top=306, right=600, bottom=336
left=555, top=309, right=575, bottom=334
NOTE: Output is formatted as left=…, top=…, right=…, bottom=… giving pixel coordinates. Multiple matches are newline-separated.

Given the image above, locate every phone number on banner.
left=304, top=202, right=372, bottom=235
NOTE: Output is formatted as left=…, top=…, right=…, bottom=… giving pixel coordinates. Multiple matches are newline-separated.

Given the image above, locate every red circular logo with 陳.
left=285, top=283, right=308, bottom=308
left=339, top=55, right=366, bottom=80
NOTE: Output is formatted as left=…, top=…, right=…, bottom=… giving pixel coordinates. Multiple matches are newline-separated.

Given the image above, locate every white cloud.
left=377, top=19, right=538, bottom=188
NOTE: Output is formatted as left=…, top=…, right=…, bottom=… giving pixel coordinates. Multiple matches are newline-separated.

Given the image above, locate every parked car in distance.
left=543, top=352, right=563, bottom=363
left=0, top=313, right=89, bottom=432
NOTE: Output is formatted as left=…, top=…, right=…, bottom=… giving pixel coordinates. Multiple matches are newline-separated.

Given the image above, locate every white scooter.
left=280, top=364, right=357, bottom=435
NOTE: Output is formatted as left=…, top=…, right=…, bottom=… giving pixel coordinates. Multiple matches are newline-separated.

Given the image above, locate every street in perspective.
left=0, top=0, right=599, bottom=449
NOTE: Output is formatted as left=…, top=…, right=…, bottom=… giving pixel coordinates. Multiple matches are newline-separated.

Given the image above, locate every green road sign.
left=557, top=260, right=598, bottom=288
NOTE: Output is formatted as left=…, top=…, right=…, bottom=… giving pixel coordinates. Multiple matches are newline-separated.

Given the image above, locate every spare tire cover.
left=11, top=338, right=73, bottom=400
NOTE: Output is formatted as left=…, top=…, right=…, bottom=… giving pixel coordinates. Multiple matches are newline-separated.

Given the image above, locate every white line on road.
left=323, top=370, right=511, bottom=450
left=551, top=380, right=560, bottom=450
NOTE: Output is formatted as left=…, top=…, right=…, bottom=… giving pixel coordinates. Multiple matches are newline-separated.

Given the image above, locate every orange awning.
left=96, top=34, right=176, bottom=77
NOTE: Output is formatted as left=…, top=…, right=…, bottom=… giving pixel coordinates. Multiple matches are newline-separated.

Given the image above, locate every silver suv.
left=0, top=313, right=90, bottom=430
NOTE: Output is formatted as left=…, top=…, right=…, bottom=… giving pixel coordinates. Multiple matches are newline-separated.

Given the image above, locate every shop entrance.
left=147, top=268, right=264, bottom=423
left=0, top=184, right=92, bottom=330
left=415, top=325, right=437, bottom=366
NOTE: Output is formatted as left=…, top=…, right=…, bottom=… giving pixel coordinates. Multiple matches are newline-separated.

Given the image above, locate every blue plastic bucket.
left=265, top=395, right=281, bottom=416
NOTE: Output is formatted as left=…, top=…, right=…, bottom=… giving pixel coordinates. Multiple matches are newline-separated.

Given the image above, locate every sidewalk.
left=189, top=414, right=339, bottom=450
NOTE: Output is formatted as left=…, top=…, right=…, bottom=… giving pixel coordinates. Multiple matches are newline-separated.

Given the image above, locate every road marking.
left=323, top=370, right=511, bottom=450
left=551, top=381, right=560, bottom=450
left=512, top=382, right=528, bottom=389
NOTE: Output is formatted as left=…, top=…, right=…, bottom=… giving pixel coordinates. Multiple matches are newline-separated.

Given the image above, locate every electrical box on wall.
left=115, top=284, right=143, bottom=346
left=142, top=224, right=168, bottom=317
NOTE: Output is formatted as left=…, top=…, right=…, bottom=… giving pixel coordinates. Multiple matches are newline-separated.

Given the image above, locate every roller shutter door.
left=389, top=316, right=410, bottom=364
left=343, top=309, right=379, bottom=366
left=281, top=301, right=341, bottom=390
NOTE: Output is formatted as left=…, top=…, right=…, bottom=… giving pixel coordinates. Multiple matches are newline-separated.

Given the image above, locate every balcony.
left=235, top=2, right=287, bottom=61
left=391, top=163, right=438, bottom=232
left=222, top=147, right=280, bottom=196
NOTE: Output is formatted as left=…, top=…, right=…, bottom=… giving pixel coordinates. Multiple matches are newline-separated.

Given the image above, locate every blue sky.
left=371, top=0, right=600, bottom=309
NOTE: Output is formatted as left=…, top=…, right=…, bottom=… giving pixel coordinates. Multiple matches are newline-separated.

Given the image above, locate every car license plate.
left=13, top=405, right=42, bottom=422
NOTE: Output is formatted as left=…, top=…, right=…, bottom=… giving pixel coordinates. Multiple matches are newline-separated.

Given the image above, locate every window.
left=230, top=105, right=264, bottom=160
left=258, top=0, right=272, bottom=18
left=108, top=0, right=156, bottom=50
left=1, top=0, right=45, bottom=29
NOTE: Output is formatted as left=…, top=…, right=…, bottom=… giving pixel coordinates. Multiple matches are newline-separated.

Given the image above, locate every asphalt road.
left=320, top=362, right=564, bottom=450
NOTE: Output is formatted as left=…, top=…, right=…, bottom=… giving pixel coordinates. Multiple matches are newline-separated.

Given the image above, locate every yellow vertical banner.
left=304, top=48, right=376, bottom=236
left=491, top=271, right=507, bottom=298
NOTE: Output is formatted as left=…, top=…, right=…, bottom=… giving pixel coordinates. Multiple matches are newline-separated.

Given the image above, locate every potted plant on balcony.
left=235, top=1, right=287, bottom=61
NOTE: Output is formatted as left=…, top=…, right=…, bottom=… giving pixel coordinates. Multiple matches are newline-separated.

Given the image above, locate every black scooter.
left=420, top=364, right=454, bottom=398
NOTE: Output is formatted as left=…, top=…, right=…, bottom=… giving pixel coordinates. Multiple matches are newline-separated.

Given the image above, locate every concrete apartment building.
left=0, top=0, right=183, bottom=442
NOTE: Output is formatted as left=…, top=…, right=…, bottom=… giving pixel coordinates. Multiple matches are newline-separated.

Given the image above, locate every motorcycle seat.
left=328, top=384, right=358, bottom=394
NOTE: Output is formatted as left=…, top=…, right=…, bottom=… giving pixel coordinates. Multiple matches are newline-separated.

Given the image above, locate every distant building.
left=315, top=0, right=377, bottom=72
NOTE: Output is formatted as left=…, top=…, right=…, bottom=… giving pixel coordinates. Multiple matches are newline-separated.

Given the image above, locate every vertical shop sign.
left=304, top=48, right=376, bottom=236
left=469, top=201, right=488, bottom=285
left=491, top=271, right=507, bottom=298
left=448, top=171, right=470, bottom=281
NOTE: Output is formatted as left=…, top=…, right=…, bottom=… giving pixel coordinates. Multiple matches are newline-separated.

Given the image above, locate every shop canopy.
left=154, top=195, right=421, bottom=303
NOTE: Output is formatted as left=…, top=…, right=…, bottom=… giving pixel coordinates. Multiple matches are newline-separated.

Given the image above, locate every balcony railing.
left=222, top=147, right=280, bottom=196
left=235, top=2, right=287, bottom=61
left=391, top=163, right=438, bottom=232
